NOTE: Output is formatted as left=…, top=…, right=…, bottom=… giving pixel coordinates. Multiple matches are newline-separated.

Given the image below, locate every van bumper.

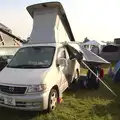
left=0, top=91, right=49, bottom=111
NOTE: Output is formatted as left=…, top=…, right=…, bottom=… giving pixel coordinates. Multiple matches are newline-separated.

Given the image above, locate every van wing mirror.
left=56, top=58, right=68, bottom=67
left=7, top=59, right=11, bottom=63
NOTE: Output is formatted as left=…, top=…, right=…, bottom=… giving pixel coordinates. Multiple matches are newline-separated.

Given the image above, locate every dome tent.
left=113, top=60, right=120, bottom=82
left=82, top=40, right=106, bottom=54
left=82, top=40, right=100, bottom=46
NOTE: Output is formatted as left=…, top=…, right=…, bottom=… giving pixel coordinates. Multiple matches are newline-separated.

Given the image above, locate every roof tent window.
left=102, top=45, right=119, bottom=52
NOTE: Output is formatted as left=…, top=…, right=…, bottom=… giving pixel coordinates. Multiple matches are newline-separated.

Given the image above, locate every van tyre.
left=47, top=88, right=58, bottom=112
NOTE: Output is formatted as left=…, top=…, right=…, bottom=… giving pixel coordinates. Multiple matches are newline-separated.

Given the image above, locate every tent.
left=82, top=40, right=106, bottom=54
left=82, top=40, right=100, bottom=46
left=113, top=60, right=120, bottom=82
left=114, top=60, right=120, bottom=74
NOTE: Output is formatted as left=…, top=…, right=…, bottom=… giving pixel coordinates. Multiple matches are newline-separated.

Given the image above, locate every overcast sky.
left=0, top=0, right=120, bottom=42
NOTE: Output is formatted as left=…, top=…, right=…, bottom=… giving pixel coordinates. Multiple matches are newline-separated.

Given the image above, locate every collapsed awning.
left=63, top=43, right=116, bottom=96
left=80, top=45, right=110, bottom=66
left=63, top=43, right=110, bottom=66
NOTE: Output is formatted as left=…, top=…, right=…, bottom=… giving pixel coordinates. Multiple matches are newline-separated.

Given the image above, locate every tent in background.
left=113, top=60, right=120, bottom=82
left=82, top=40, right=100, bottom=46
left=82, top=40, right=106, bottom=54
left=82, top=40, right=99, bottom=51
left=114, top=60, right=120, bottom=74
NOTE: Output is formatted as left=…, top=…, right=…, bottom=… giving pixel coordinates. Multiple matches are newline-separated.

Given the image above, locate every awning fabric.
left=63, top=43, right=110, bottom=66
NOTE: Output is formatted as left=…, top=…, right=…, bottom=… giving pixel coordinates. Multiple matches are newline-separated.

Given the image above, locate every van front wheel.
left=47, top=89, right=58, bottom=112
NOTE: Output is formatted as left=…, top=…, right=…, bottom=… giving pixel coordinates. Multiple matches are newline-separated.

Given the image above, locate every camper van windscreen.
left=7, top=46, right=55, bottom=69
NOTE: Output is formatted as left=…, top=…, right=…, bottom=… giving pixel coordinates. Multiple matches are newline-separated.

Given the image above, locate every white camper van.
left=0, top=2, right=81, bottom=111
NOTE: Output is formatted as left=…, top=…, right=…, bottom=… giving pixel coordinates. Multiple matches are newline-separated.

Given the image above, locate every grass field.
left=1, top=65, right=120, bottom=120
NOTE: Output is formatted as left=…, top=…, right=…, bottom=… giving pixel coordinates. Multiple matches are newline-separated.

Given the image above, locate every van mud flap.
left=63, top=43, right=117, bottom=97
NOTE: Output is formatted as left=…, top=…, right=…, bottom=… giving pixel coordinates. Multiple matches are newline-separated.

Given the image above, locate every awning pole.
left=82, top=61, right=117, bottom=97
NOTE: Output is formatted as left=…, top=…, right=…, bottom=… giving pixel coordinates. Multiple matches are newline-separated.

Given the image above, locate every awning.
left=63, top=42, right=116, bottom=96
left=80, top=45, right=110, bottom=66
left=63, top=43, right=110, bottom=66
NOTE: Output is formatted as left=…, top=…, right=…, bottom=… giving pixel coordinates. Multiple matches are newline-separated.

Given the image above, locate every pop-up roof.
left=27, top=1, right=75, bottom=44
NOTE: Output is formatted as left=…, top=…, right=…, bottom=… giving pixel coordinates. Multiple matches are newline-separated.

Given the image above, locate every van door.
left=64, top=48, right=76, bottom=84
left=56, top=47, right=68, bottom=92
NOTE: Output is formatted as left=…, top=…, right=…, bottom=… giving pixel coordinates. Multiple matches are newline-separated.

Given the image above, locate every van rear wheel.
left=47, top=88, right=58, bottom=112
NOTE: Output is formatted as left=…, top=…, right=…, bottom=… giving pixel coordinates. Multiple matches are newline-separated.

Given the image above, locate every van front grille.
left=0, top=85, right=27, bottom=95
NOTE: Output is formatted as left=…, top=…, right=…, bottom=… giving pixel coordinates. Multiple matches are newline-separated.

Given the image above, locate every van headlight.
left=27, top=84, right=47, bottom=93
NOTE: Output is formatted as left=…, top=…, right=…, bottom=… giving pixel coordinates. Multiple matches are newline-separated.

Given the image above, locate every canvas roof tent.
left=27, top=2, right=75, bottom=44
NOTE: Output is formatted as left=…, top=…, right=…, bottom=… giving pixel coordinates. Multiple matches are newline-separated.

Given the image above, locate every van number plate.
left=4, top=97, right=15, bottom=106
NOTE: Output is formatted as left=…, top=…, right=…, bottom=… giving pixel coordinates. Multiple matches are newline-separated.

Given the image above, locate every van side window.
left=57, top=48, right=66, bottom=59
